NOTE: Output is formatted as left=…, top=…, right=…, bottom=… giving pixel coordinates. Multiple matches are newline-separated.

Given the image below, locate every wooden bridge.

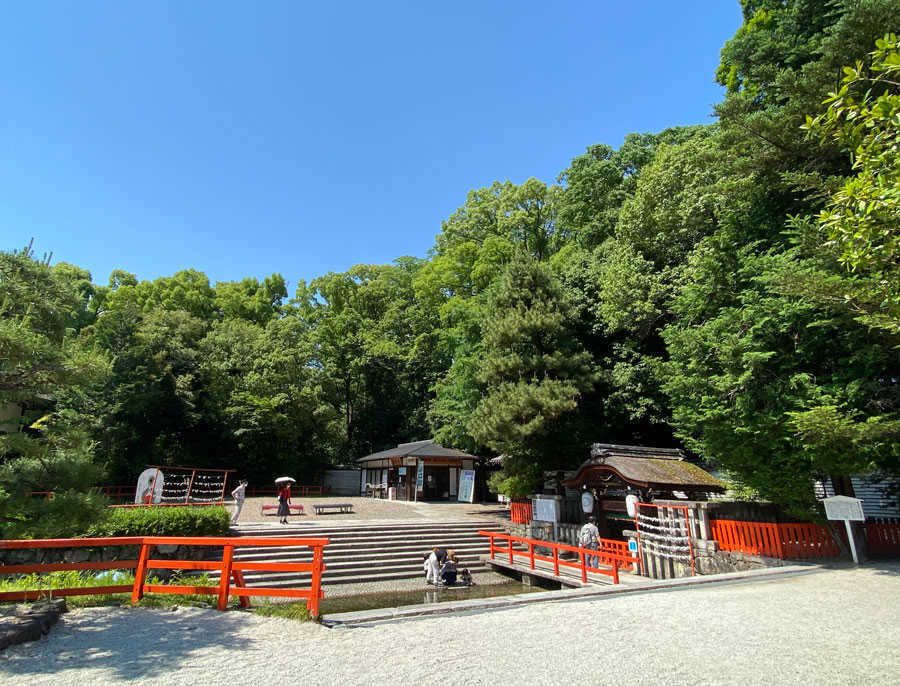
left=478, top=530, right=651, bottom=589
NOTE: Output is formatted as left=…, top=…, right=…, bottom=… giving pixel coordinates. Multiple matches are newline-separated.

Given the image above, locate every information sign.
left=822, top=495, right=865, bottom=564
left=823, top=495, right=865, bottom=522
left=416, top=462, right=424, bottom=490
left=532, top=497, right=559, bottom=523
left=457, top=469, right=475, bottom=503
left=398, top=466, right=406, bottom=476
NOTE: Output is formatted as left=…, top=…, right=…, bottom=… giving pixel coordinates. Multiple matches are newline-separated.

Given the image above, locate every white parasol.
left=274, top=477, right=296, bottom=484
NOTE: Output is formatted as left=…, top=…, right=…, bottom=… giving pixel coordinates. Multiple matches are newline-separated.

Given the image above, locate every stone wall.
left=505, top=520, right=583, bottom=547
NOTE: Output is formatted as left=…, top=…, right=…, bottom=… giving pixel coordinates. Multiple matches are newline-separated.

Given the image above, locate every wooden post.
left=553, top=547, right=559, bottom=576
left=185, top=469, right=196, bottom=505
left=131, top=541, right=151, bottom=603
left=217, top=545, right=234, bottom=611
left=308, top=545, right=325, bottom=618
left=529, top=541, right=535, bottom=570
left=232, top=569, right=251, bottom=608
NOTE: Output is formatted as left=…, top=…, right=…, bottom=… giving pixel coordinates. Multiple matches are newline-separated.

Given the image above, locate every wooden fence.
left=0, top=535, right=330, bottom=617
left=711, top=520, right=843, bottom=559
left=510, top=501, right=533, bottom=525
left=479, top=530, right=640, bottom=584
left=863, top=522, right=900, bottom=556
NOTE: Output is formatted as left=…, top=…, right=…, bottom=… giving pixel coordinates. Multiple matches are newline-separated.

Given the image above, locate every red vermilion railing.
left=99, top=485, right=137, bottom=501
left=712, top=519, right=900, bottom=559
left=710, top=520, right=842, bottom=559
left=479, top=530, right=641, bottom=584
left=510, top=501, right=533, bottom=525
left=863, top=522, right=900, bottom=555
left=0, top=535, right=330, bottom=617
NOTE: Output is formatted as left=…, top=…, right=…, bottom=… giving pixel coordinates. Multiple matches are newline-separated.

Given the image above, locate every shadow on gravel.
left=867, top=560, right=900, bottom=577
left=2, top=607, right=257, bottom=681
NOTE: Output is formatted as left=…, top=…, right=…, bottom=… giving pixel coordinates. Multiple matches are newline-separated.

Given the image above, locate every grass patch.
left=0, top=570, right=225, bottom=610
left=251, top=601, right=312, bottom=622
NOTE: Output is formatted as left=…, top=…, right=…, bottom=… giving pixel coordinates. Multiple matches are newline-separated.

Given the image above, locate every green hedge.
left=85, top=506, right=230, bottom=538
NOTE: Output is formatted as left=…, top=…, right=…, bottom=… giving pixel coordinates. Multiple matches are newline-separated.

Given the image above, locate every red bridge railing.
left=479, top=530, right=641, bottom=585
left=0, top=535, right=330, bottom=617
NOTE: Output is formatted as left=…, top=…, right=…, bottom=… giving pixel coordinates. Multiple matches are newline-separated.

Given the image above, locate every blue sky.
left=1, top=2, right=742, bottom=290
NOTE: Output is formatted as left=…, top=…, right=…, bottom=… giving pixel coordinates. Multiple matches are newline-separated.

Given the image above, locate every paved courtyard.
left=2, top=563, right=897, bottom=685
left=233, top=495, right=509, bottom=525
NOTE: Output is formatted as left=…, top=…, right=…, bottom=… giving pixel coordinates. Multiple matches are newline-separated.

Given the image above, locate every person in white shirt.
left=230, top=480, right=248, bottom=525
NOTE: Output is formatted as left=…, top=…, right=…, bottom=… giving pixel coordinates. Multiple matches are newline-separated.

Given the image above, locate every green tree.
left=468, top=256, right=596, bottom=494
left=0, top=245, right=108, bottom=538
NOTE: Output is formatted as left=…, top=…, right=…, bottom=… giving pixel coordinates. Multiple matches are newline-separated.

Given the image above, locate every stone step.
left=231, top=567, right=454, bottom=588
left=213, top=521, right=496, bottom=588
left=226, top=550, right=487, bottom=571
left=219, top=558, right=490, bottom=585
left=233, top=542, right=488, bottom=562
left=235, top=526, right=490, bottom=540
left=233, top=536, right=488, bottom=556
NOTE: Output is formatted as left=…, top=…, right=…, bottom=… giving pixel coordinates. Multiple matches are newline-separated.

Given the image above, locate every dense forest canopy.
left=2, top=2, right=898, bottom=533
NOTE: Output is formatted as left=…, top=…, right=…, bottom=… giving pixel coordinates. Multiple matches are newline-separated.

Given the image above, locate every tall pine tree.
left=468, top=256, right=595, bottom=496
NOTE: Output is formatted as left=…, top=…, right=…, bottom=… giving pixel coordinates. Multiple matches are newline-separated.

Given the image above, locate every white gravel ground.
left=2, top=563, right=897, bottom=685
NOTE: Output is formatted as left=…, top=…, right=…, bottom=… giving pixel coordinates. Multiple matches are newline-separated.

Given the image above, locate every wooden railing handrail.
left=0, top=535, right=330, bottom=617
left=478, top=530, right=641, bottom=585
left=479, top=530, right=638, bottom=563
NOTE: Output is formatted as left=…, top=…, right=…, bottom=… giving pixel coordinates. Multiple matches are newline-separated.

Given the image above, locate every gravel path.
left=2, top=563, right=897, bottom=685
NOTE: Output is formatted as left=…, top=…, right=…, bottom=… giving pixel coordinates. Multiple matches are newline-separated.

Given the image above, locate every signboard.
left=457, top=469, right=475, bottom=503
left=398, top=466, right=407, bottom=476
left=532, top=497, right=559, bottom=523
left=822, top=495, right=865, bottom=564
left=823, top=495, right=865, bottom=522
left=628, top=539, right=638, bottom=553
left=416, top=462, right=424, bottom=491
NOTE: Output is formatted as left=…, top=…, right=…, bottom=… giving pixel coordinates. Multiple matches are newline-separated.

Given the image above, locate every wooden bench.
left=259, top=504, right=304, bottom=516
left=312, top=503, right=353, bottom=515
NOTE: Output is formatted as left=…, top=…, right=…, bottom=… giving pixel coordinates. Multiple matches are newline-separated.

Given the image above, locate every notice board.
left=457, top=469, right=475, bottom=503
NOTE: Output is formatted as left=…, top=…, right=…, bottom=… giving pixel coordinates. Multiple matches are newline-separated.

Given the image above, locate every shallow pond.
left=319, top=581, right=540, bottom=615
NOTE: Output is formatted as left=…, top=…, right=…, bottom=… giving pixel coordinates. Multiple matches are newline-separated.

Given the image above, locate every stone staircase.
left=210, top=520, right=497, bottom=588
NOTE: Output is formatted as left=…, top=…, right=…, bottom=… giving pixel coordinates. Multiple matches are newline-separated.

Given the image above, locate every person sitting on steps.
left=440, top=552, right=459, bottom=586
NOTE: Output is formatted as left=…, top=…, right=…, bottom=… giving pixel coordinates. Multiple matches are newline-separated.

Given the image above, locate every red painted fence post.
left=131, top=541, right=151, bottom=603
left=308, top=545, right=325, bottom=618
left=217, top=545, right=234, bottom=611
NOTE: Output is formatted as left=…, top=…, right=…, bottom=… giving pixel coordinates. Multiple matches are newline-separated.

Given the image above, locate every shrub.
left=85, top=506, right=230, bottom=538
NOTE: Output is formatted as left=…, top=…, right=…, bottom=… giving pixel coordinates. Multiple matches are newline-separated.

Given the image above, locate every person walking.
left=230, top=479, right=248, bottom=525
left=579, top=515, right=601, bottom=571
left=277, top=483, right=292, bottom=524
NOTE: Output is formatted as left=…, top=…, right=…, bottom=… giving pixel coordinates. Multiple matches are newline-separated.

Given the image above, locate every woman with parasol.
left=275, top=477, right=294, bottom=524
